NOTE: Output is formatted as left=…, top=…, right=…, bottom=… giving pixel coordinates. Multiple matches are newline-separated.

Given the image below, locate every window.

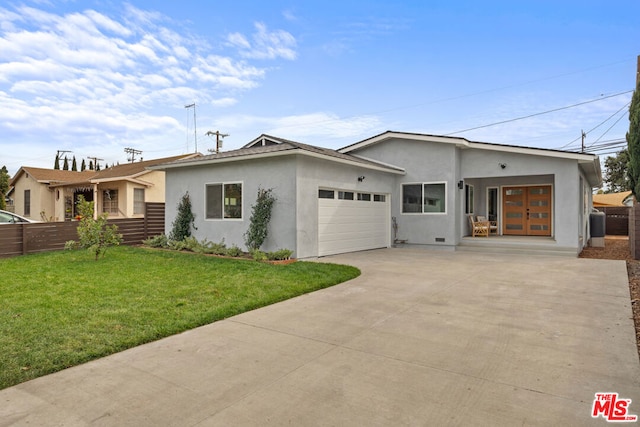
left=24, top=190, right=30, bottom=216
left=318, top=189, right=335, bottom=199
left=134, top=188, right=145, bottom=215
left=374, top=194, right=386, bottom=202
left=103, top=189, right=118, bottom=214
left=402, top=182, right=446, bottom=214
left=206, top=183, right=242, bottom=219
left=357, top=193, right=371, bottom=201
left=338, top=191, right=354, bottom=200
left=465, top=184, right=474, bottom=214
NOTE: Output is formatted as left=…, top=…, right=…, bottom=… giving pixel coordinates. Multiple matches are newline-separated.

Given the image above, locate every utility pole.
left=205, top=130, right=229, bottom=153
left=87, top=156, right=104, bottom=171
left=124, top=147, right=142, bottom=163
left=185, top=103, right=197, bottom=153
left=581, top=129, right=586, bottom=153
left=55, top=150, right=72, bottom=169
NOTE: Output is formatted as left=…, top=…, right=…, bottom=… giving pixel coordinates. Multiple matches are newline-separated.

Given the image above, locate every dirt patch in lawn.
left=579, top=237, right=640, bottom=360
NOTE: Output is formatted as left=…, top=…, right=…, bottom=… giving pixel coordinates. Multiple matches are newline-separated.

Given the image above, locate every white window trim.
left=401, top=181, right=448, bottom=215
left=204, top=181, right=244, bottom=221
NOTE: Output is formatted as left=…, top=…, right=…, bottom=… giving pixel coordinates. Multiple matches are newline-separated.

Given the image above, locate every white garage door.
left=318, top=189, right=390, bottom=256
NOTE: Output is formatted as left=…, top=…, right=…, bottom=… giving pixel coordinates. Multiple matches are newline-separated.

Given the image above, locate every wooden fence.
left=599, top=206, right=630, bottom=236
left=0, top=202, right=165, bottom=258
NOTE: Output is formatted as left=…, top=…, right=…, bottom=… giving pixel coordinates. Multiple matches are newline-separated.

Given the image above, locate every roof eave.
left=150, top=148, right=405, bottom=175
left=339, top=131, right=470, bottom=153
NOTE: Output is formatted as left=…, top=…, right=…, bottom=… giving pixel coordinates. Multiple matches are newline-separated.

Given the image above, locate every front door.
left=502, top=185, right=552, bottom=236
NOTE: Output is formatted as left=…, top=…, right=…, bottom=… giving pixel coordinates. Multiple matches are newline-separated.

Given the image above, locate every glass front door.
left=502, top=185, right=551, bottom=236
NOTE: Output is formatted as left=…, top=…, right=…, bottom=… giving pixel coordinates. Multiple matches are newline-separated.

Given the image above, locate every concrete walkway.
left=1, top=249, right=639, bottom=426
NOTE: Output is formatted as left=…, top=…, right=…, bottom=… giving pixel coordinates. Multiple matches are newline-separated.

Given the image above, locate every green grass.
left=0, top=246, right=360, bottom=389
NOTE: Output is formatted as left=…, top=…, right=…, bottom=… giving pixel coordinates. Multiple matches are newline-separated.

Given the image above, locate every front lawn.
left=0, top=246, right=360, bottom=389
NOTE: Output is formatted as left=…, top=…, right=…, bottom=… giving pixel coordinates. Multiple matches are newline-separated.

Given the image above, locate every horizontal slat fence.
left=600, top=206, right=630, bottom=236
left=0, top=203, right=164, bottom=258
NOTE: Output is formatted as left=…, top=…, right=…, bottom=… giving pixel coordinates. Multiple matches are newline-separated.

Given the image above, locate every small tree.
left=170, top=192, right=196, bottom=241
left=0, top=166, right=9, bottom=210
left=603, top=149, right=631, bottom=193
left=54, top=154, right=60, bottom=170
left=65, top=195, right=123, bottom=260
left=627, top=75, right=640, bottom=196
left=244, top=188, right=276, bottom=251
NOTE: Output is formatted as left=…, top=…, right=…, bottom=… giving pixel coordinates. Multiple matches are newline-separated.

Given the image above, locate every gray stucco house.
left=154, top=131, right=602, bottom=258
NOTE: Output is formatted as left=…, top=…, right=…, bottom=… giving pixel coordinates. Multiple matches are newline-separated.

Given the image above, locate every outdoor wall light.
left=458, top=180, right=464, bottom=189
left=358, top=175, right=365, bottom=182
left=499, top=163, right=507, bottom=169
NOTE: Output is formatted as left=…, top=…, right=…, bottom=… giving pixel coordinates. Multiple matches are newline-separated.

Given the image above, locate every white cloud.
left=0, top=4, right=299, bottom=173
left=228, top=22, right=297, bottom=60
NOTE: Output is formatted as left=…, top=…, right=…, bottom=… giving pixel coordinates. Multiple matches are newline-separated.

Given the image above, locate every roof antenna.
left=185, top=103, right=197, bottom=153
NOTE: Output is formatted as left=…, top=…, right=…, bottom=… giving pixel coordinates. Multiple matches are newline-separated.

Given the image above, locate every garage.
left=318, top=188, right=390, bottom=256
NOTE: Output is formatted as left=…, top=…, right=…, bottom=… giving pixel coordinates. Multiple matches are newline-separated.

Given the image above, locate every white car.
left=0, top=209, right=39, bottom=224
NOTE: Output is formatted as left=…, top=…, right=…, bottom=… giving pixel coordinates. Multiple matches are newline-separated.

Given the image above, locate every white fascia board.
left=152, top=149, right=405, bottom=175
left=339, top=132, right=470, bottom=153
left=467, top=141, right=597, bottom=161
left=90, top=177, right=153, bottom=187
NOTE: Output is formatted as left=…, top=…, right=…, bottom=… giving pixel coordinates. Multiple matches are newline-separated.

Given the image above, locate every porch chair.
left=477, top=215, right=498, bottom=235
left=468, top=214, right=489, bottom=237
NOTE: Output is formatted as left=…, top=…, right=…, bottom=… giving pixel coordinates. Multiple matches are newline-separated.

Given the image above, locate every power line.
left=445, top=90, right=633, bottom=137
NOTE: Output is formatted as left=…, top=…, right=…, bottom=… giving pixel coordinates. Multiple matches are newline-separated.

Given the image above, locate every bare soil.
left=579, top=237, right=640, bottom=359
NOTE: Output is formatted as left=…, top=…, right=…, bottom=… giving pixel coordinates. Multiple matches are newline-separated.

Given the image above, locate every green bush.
left=267, top=249, right=294, bottom=261
left=225, top=245, right=243, bottom=257
left=244, top=188, right=276, bottom=251
left=251, top=249, right=267, bottom=261
left=169, top=192, right=196, bottom=241
left=142, top=234, right=169, bottom=248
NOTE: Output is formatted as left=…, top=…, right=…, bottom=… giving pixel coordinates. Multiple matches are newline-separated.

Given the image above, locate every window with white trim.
left=134, top=188, right=145, bottom=215
left=103, top=189, right=118, bottom=214
left=402, top=182, right=446, bottom=214
left=206, top=183, right=242, bottom=219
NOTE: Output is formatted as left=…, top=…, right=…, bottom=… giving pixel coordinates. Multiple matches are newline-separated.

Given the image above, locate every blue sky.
left=1, top=1, right=638, bottom=175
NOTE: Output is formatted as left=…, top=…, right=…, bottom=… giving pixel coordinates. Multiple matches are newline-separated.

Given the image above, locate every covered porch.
left=457, top=234, right=577, bottom=256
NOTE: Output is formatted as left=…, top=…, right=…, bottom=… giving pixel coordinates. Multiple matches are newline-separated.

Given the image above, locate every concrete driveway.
left=1, top=249, right=639, bottom=426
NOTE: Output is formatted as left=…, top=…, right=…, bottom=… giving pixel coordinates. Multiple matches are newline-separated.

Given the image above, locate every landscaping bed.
left=579, top=237, right=640, bottom=360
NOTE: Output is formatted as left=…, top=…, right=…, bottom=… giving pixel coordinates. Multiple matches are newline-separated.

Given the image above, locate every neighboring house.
left=10, top=154, right=198, bottom=221
left=154, top=131, right=602, bottom=258
left=593, top=190, right=634, bottom=207
left=9, top=168, right=95, bottom=221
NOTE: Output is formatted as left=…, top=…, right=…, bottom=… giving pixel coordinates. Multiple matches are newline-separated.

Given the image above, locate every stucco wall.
left=13, top=174, right=54, bottom=220
left=461, top=148, right=581, bottom=249
left=349, top=139, right=459, bottom=248
left=295, top=155, right=397, bottom=258
left=164, top=156, right=298, bottom=255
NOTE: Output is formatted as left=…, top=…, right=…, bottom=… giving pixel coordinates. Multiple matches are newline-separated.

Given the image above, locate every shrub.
left=244, top=188, right=276, bottom=251
left=250, top=249, right=267, bottom=261
left=169, top=192, right=196, bottom=241
left=267, top=249, right=294, bottom=261
left=225, top=244, right=243, bottom=257
left=143, top=234, right=169, bottom=248
left=65, top=195, right=123, bottom=260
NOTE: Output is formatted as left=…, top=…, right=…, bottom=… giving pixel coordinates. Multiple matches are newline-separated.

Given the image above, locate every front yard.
left=0, top=246, right=360, bottom=390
